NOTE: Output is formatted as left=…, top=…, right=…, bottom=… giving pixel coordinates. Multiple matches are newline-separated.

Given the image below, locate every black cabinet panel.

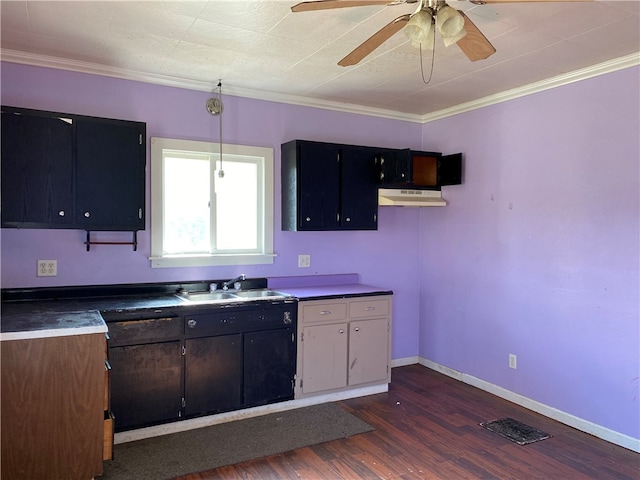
left=1, top=106, right=146, bottom=231
left=1, top=110, right=74, bottom=227
left=109, top=341, right=183, bottom=432
left=244, top=328, right=295, bottom=407
left=185, top=335, right=243, bottom=417
left=341, top=146, right=379, bottom=230
left=76, top=119, right=145, bottom=230
left=281, top=140, right=378, bottom=231
left=439, top=153, right=463, bottom=186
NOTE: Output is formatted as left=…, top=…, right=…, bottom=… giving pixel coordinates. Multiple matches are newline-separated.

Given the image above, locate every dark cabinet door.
left=1, top=109, right=74, bottom=227
left=244, top=327, right=295, bottom=407
left=438, top=153, right=463, bottom=186
left=109, top=341, right=183, bottom=432
left=379, top=148, right=410, bottom=185
left=184, top=335, right=243, bottom=417
left=76, top=118, right=145, bottom=230
left=282, top=139, right=339, bottom=231
left=341, top=146, right=379, bottom=230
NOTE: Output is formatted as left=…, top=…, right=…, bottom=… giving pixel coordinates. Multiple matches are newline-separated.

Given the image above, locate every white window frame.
left=150, top=137, right=275, bottom=268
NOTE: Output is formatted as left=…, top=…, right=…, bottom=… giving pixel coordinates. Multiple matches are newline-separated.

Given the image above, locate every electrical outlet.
left=37, top=260, right=57, bottom=277
left=509, top=354, right=517, bottom=369
left=298, top=254, right=311, bottom=268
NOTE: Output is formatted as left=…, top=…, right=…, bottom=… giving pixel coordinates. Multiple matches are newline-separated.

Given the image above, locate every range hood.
left=378, top=188, right=447, bottom=207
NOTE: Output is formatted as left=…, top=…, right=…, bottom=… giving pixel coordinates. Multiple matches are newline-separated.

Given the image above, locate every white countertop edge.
left=0, top=324, right=108, bottom=341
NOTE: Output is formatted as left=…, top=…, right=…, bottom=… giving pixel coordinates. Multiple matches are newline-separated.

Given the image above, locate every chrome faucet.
left=222, top=274, right=245, bottom=290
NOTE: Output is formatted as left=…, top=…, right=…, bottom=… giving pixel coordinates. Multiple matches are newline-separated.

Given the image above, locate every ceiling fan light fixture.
left=442, top=26, right=467, bottom=47
left=436, top=5, right=465, bottom=39
left=404, top=10, right=433, bottom=44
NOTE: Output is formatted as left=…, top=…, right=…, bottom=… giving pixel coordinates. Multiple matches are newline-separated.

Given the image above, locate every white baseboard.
left=416, top=357, right=640, bottom=453
left=391, top=356, right=420, bottom=368
left=115, top=383, right=388, bottom=445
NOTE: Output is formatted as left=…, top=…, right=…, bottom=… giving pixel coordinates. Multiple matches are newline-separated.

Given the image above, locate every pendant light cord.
left=217, top=80, right=224, bottom=178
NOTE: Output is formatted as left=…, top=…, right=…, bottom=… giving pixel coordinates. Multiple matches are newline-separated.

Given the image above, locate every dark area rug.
left=480, top=417, right=552, bottom=445
left=100, top=403, right=373, bottom=480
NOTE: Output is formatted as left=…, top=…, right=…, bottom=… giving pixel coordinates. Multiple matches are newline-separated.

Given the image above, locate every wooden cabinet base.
left=1, top=334, right=105, bottom=479
left=104, top=411, right=115, bottom=461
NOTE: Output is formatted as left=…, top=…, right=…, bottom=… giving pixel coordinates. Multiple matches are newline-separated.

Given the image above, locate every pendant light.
left=206, top=80, right=225, bottom=178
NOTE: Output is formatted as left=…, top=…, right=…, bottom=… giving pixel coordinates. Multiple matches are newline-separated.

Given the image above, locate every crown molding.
left=2, top=49, right=638, bottom=124
left=0, top=49, right=422, bottom=123
left=420, top=52, right=640, bottom=123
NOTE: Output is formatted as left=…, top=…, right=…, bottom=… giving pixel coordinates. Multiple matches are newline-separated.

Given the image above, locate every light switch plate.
left=298, top=254, right=311, bottom=268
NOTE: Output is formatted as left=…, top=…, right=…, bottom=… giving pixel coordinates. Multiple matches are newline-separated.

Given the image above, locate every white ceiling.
left=1, top=0, right=639, bottom=121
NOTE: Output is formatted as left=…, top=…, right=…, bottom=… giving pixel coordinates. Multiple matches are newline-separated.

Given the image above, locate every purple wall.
left=0, top=62, right=423, bottom=361
left=1, top=62, right=638, bottom=443
left=419, top=66, right=640, bottom=441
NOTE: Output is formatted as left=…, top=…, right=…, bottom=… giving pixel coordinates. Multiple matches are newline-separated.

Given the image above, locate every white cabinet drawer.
left=349, top=298, right=390, bottom=318
left=301, top=302, right=347, bottom=323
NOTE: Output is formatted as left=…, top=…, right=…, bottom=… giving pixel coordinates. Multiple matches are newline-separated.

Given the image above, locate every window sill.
left=150, top=253, right=276, bottom=268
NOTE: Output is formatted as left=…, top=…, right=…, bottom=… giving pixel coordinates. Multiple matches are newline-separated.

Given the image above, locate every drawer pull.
left=187, top=319, right=197, bottom=328
left=354, top=327, right=360, bottom=332
left=320, top=310, right=332, bottom=315
left=104, top=359, right=111, bottom=371
left=365, top=306, right=376, bottom=311
left=339, top=329, right=345, bottom=334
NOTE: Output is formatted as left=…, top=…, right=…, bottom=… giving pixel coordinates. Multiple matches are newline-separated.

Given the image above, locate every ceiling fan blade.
left=338, top=14, right=411, bottom=66
left=291, top=0, right=393, bottom=12
left=469, top=0, right=591, bottom=3
left=456, top=12, right=496, bottom=61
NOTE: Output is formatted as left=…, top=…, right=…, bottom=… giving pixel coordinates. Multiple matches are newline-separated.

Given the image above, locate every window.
left=150, top=137, right=274, bottom=267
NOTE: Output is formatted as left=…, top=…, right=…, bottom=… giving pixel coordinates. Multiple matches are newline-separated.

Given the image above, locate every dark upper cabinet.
left=1, top=110, right=75, bottom=227
left=341, top=145, right=380, bottom=230
left=379, top=149, right=463, bottom=188
left=76, top=118, right=145, bottom=230
left=282, top=140, right=378, bottom=231
left=1, top=106, right=146, bottom=231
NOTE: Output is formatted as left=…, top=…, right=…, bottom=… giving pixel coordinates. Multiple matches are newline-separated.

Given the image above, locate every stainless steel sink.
left=175, top=291, right=240, bottom=303
left=233, top=289, right=290, bottom=299
left=175, top=289, right=291, bottom=304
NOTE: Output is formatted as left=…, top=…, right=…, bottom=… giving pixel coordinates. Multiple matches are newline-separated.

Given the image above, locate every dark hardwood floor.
left=179, top=364, right=639, bottom=480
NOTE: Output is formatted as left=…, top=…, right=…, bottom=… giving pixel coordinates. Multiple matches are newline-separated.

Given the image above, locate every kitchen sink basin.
left=175, top=289, right=292, bottom=304
left=175, top=291, right=239, bottom=303
left=233, top=289, right=290, bottom=299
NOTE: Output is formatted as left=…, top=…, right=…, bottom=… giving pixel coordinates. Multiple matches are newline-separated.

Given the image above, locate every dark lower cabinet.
left=107, top=300, right=297, bottom=432
left=244, top=328, right=296, bottom=406
left=109, top=342, right=183, bottom=432
left=184, top=335, right=243, bottom=417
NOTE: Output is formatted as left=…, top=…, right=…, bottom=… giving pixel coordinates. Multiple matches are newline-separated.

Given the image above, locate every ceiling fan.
left=291, top=0, right=591, bottom=66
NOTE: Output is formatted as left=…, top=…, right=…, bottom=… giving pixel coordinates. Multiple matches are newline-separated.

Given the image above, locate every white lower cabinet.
left=295, top=295, right=391, bottom=398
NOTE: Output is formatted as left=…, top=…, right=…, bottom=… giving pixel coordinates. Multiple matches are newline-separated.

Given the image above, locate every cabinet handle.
left=84, top=211, right=90, bottom=218
left=104, top=359, right=111, bottom=371
left=365, top=306, right=376, bottom=311
left=320, top=310, right=331, bottom=315
left=138, top=208, right=143, bottom=219
left=345, top=217, right=351, bottom=222
left=354, top=327, right=360, bottom=332
left=339, top=329, right=345, bottom=334
left=58, top=210, right=65, bottom=217
left=305, top=217, right=311, bottom=222
left=187, top=319, right=197, bottom=328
